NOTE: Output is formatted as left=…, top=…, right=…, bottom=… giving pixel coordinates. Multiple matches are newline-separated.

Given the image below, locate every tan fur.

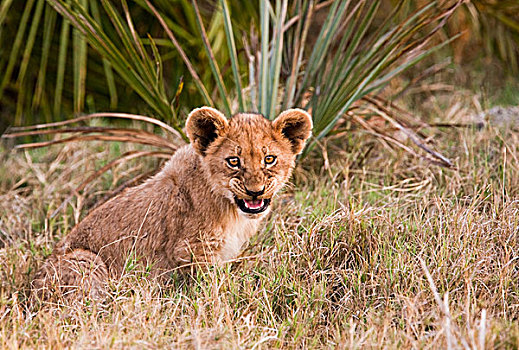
left=31, top=107, right=312, bottom=302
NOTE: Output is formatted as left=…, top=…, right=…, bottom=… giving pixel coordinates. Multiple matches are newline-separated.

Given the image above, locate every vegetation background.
left=1, top=0, right=519, bottom=348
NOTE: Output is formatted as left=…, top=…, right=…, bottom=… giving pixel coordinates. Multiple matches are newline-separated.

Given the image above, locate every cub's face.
left=186, top=107, right=312, bottom=218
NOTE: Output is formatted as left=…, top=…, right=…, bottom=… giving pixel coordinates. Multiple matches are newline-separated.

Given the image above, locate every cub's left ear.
left=272, top=108, right=313, bottom=154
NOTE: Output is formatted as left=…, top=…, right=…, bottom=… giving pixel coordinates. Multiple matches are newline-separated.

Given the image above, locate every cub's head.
left=186, top=107, right=312, bottom=218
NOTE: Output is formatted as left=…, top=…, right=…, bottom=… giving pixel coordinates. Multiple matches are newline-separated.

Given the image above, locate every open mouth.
left=235, top=197, right=271, bottom=214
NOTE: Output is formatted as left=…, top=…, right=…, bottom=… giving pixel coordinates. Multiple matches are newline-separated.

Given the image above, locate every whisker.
left=264, top=178, right=278, bottom=197
left=229, top=179, right=248, bottom=198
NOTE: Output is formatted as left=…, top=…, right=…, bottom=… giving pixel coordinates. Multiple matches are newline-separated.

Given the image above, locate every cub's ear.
left=186, top=107, right=228, bottom=155
left=272, top=108, right=313, bottom=155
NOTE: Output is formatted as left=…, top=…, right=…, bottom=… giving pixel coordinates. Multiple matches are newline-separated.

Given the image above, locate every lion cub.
left=31, top=107, right=312, bottom=301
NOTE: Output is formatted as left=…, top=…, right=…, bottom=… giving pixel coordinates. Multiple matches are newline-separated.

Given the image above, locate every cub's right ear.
left=273, top=108, right=313, bottom=155
left=186, top=107, right=228, bottom=156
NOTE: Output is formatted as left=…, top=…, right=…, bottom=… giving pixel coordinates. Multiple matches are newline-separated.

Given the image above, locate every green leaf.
left=192, top=0, right=231, bottom=115
left=14, top=0, right=45, bottom=125
left=220, top=0, right=244, bottom=112
left=72, top=0, right=88, bottom=114
left=0, top=0, right=36, bottom=103
left=259, top=0, right=270, bottom=115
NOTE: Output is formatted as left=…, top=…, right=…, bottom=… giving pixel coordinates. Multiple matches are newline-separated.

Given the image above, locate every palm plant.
left=2, top=0, right=465, bottom=209
left=0, top=0, right=253, bottom=127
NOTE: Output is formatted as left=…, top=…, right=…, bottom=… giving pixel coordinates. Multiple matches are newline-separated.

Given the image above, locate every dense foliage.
left=1, top=0, right=472, bottom=135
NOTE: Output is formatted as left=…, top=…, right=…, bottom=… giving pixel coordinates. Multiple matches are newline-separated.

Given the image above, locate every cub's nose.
left=245, top=186, right=265, bottom=198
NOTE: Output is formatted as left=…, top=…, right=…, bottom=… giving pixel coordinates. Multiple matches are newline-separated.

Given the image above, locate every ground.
left=0, top=86, right=518, bottom=348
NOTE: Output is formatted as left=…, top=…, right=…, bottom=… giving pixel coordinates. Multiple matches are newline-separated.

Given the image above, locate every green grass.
left=492, top=78, right=519, bottom=106
left=1, top=93, right=519, bottom=347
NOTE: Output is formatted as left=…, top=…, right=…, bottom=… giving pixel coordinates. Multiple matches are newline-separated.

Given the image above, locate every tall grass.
left=1, top=88, right=518, bottom=347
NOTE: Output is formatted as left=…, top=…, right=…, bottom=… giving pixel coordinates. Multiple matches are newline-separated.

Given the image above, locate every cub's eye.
left=226, top=157, right=240, bottom=168
left=264, top=155, right=277, bottom=166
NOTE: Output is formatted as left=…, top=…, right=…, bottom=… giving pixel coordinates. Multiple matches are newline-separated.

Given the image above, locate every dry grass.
left=1, top=94, right=519, bottom=348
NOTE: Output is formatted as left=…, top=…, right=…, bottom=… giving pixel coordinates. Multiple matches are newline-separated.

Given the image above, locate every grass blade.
left=147, top=34, right=166, bottom=104
left=53, top=2, right=70, bottom=118
left=143, top=0, right=213, bottom=107
left=14, top=134, right=173, bottom=150
left=50, top=150, right=171, bottom=218
left=14, top=0, right=45, bottom=125
left=0, top=0, right=36, bottom=102
left=191, top=0, right=231, bottom=115
left=74, top=150, right=173, bottom=194
left=32, top=3, right=57, bottom=116
left=90, top=0, right=118, bottom=109
left=3, top=126, right=177, bottom=151
left=121, top=0, right=149, bottom=63
left=283, top=0, right=313, bottom=110
left=268, top=0, right=288, bottom=118
left=101, top=0, right=154, bottom=82
left=220, top=0, right=244, bottom=112
left=363, top=97, right=452, bottom=167
left=72, top=0, right=88, bottom=114
left=0, top=0, right=14, bottom=40
left=259, top=0, right=269, bottom=115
